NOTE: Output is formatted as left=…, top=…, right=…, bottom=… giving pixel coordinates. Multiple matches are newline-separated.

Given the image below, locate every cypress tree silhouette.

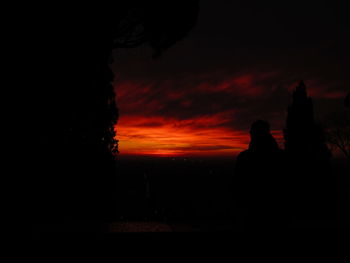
left=284, top=81, right=314, bottom=157
left=284, top=81, right=331, bottom=162
left=283, top=81, right=334, bottom=221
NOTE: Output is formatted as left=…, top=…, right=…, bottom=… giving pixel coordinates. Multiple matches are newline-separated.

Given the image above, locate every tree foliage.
left=325, top=111, right=350, bottom=160
left=24, top=2, right=200, bottom=224
left=112, top=1, right=199, bottom=57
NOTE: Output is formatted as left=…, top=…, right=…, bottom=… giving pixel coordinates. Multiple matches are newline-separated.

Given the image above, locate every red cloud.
left=113, top=70, right=332, bottom=157
left=115, top=111, right=284, bottom=157
left=195, top=72, right=276, bottom=97
left=116, top=115, right=249, bottom=156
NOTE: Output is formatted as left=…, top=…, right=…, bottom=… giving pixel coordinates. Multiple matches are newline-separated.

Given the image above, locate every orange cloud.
left=116, top=114, right=284, bottom=157
left=116, top=116, right=247, bottom=156
left=113, top=71, right=292, bottom=157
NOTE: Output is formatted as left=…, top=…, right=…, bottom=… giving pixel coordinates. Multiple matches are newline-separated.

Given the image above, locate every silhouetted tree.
left=325, top=112, right=350, bottom=160
left=284, top=81, right=331, bottom=162
left=26, top=2, right=199, bottom=236
left=113, top=2, right=199, bottom=58
left=283, top=81, right=334, bottom=220
left=234, top=120, right=289, bottom=230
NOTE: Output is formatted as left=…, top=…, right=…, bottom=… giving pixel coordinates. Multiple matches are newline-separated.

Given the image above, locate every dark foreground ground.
left=114, top=156, right=235, bottom=222
left=111, top=156, right=350, bottom=231
left=31, top=157, right=349, bottom=237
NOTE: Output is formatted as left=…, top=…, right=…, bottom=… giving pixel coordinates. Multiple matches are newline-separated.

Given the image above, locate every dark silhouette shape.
left=24, top=2, right=199, bottom=237
left=346, top=93, right=350, bottom=108
left=284, top=81, right=331, bottom=162
left=234, top=120, right=289, bottom=230
left=283, top=81, right=334, bottom=220
left=113, top=2, right=199, bottom=58
left=249, top=120, right=280, bottom=152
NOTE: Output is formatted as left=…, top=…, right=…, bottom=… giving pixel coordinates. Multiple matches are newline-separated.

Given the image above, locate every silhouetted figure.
left=283, top=81, right=334, bottom=221
left=235, top=120, right=289, bottom=230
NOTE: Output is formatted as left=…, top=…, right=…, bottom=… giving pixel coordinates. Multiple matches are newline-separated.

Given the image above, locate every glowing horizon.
left=113, top=72, right=343, bottom=157
left=115, top=115, right=284, bottom=157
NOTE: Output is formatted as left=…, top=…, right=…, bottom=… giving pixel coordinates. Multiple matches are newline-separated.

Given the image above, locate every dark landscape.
left=20, top=1, right=349, bottom=238
left=113, top=156, right=350, bottom=231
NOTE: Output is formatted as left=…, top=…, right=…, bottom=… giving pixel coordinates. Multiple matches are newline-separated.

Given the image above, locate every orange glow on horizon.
left=115, top=115, right=284, bottom=157
left=114, top=74, right=288, bottom=158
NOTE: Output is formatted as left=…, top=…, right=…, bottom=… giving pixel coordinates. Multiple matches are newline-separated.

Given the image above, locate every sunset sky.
left=112, top=0, right=349, bottom=157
